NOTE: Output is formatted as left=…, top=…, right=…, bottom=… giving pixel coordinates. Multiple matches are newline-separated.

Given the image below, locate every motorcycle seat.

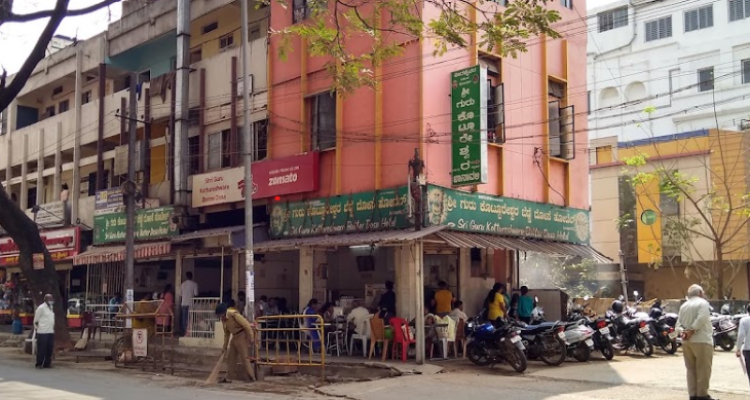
left=520, top=322, right=559, bottom=335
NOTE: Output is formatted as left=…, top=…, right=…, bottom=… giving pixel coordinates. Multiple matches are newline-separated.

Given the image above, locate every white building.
left=587, top=0, right=750, bottom=144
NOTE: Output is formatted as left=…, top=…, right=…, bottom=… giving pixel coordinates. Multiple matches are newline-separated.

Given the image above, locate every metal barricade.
left=187, top=297, right=221, bottom=338
left=112, top=300, right=175, bottom=374
left=83, top=304, right=124, bottom=334
left=252, top=314, right=326, bottom=380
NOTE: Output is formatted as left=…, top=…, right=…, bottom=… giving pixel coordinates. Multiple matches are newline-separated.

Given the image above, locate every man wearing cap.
left=216, top=302, right=256, bottom=381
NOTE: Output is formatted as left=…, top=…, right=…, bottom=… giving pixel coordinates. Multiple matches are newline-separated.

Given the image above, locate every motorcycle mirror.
left=633, top=290, right=639, bottom=297
left=534, top=296, right=539, bottom=303
left=583, top=295, right=590, bottom=301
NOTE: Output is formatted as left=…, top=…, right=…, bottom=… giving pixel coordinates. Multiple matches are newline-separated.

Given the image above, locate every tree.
left=618, top=108, right=750, bottom=299
left=520, top=254, right=601, bottom=298
left=275, top=0, right=561, bottom=93
left=0, top=0, right=562, bottom=345
left=0, top=0, right=120, bottom=346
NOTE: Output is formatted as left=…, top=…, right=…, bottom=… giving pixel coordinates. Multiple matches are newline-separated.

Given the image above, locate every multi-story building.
left=587, top=0, right=750, bottom=144
left=0, top=0, right=604, bottom=345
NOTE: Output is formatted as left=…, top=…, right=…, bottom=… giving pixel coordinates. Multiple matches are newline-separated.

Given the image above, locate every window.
left=560, top=0, right=573, bottom=9
left=82, top=91, right=92, bottom=105
left=44, top=106, right=56, bottom=118
left=202, top=22, right=218, bottom=34
left=729, top=0, right=749, bottom=21
left=587, top=91, right=592, bottom=115
left=190, top=48, right=202, bottom=64
left=309, top=92, right=336, bottom=151
left=52, top=86, right=63, bottom=96
left=742, top=59, right=750, bottom=84
left=207, top=130, right=231, bottom=171
left=548, top=100, right=575, bottom=160
left=58, top=100, right=69, bottom=113
left=684, top=5, right=713, bottom=32
left=645, top=16, right=672, bottom=42
left=595, top=145, right=612, bottom=164
left=598, top=7, right=628, bottom=32
left=219, top=33, right=234, bottom=50
left=188, top=135, right=200, bottom=175
left=252, top=119, right=268, bottom=161
left=293, top=0, right=327, bottom=23
left=698, top=67, right=714, bottom=92
left=487, top=81, right=506, bottom=144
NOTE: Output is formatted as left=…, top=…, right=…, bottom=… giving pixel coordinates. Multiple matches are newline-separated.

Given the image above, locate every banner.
left=425, top=185, right=591, bottom=245
left=95, top=188, right=124, bottom=216
left=451, top=65, right=488, bottom=187
left=268, top=187, right=410, bottom=238
left=93, top=206, right=178, bottom=244
left=0, top=227, right=80, bottom=266
left=26, top=201, right=67, bottom=228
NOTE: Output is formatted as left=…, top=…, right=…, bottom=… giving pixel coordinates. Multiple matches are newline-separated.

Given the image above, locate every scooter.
left=569, top=302, right=615, bottom=360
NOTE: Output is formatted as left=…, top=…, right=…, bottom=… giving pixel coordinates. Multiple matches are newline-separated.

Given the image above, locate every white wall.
left=587, top=0, right=750, bottom=142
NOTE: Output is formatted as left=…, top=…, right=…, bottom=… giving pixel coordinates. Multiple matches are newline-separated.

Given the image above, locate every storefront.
left=0, top=226, right=82, bottom=325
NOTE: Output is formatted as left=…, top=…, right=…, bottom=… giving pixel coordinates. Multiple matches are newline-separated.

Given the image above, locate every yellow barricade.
left=251, top=314, right=326, bottom=380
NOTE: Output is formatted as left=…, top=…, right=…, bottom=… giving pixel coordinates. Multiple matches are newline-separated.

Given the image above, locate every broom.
left=204, top=352, right=225, bottom=386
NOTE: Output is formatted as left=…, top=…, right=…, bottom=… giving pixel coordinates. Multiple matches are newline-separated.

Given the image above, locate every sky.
left=0, top=0, right=123, bottom=74
left=0, top=0, right=618, bottom=75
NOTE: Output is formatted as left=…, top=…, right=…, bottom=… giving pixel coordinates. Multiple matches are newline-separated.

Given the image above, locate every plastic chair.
left=368, top=316, right=388, bottom=361
left=430, top=315, right=456, bottom=359
left=454, top=318, right=467, bottom=358
left=389, top=317, right=415, bottom=362
left=349, top=316, right=371, bottom=357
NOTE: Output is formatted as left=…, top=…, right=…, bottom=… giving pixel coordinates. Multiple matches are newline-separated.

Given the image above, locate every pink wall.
left=269, top=1, right=589, bottom=210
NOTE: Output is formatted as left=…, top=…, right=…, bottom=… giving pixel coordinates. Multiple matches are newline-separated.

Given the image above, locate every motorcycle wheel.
left=508, top=346, right=528, bottom=373
left=635, top=333, right=654, bottom=356
left=539, top=336, right=567, bottom=366
left=111, top=337, right=125, bottom=364
left=719, top=336, right=735, bottom=352
left=601, top=339, right=615, bottom=360
left=660, top=338, right=678, bottom=355
left=573, top=342, right=591, bottom=362
left=466, top=342, right=492, bottom=366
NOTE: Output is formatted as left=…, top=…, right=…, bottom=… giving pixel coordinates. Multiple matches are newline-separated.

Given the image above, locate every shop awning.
left=434, top=231, right=611, bottom=263
left=172, top=225, right=246, bottom=242
left=255, top=225, right=447, bottom=252
left=73, top=242, right=172, bottom=265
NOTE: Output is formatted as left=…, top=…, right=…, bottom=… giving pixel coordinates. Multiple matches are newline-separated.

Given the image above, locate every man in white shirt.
left=735, top=304, right=750, bottom=389
left=33, top=294, right=55, bottom=369
left=346, top=300, right=371, bottom=336
left=676, top=284, right=715, bottom=400
left=180, top=272, right=199, bottom=336
left=449, top=301, right=469, bottom=322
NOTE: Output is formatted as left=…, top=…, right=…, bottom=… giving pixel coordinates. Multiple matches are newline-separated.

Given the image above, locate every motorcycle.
left=648, top=305, right=679, bottom=354
left=465, top=317, right=528, bottom=372
left=518, top=314, right=568, bottom=366
left=532, top=304, right=594, bottom=362
left=711, top=313, right=737, bottom=351
left=569, top=303, right=615, bottom=360
left=607, top=308, right=655, bottom=356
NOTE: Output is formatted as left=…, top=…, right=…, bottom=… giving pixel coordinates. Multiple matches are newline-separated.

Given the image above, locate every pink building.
left=253, top=1, right=603, bottom=336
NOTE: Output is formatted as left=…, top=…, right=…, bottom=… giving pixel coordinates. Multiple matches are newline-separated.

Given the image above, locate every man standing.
left=676, top=284, right=715, bottom=400
left=736, top=303, right=750, bottom=389
left=33, top=294, right=55, bottom=369
left=347, top=300, right=370, bottom=336
left=180, top=272, right=199, bottom=336
left=518, top=286, right=535, bottom=323
left=378, top=281, right=396, bottom=317
left=215, top=302, right=256, bottom=381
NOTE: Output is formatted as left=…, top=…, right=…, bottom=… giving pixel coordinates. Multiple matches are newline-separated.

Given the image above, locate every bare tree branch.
left=1, top=0, right=119, bottom=24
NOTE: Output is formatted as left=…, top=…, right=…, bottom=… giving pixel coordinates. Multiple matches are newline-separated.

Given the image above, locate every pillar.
left=299, top=247, right=314, bottom=310
left=174, top=250, right=183, bottom=333
left=457, top=248, right=495, bottom=318
left=20, top=132, right=28, bottom=210
left=231, top=249, right=240, bottom=301
left=53, top=122, right=62, bottom=200
left=394, top=243, right=419, bottom=321
left=36, top=129, right=44, bottom=204
left=5, top=133, right=11, bottom=188
left=71, top=46, right=83, bottom=224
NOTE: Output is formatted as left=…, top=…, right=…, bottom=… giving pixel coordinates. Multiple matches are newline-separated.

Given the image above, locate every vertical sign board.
left=451, top=65, right=488, bottom=187
left=133, top=328, right=148, bottom=357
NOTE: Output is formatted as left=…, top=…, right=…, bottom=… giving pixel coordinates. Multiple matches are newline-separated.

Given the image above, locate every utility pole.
left=408, top=148, right=424, bottom=230
left=174, top=0, right=191, bottom=208
left=240, top=0, right=256, bottom=322
left=124, top=73, right=137, bottom=326
left=618, top=250, right=629, bottom=305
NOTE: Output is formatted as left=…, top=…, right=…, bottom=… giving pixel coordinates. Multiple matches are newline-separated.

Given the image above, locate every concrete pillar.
left=20, top=132, right=28, bottom=210
left=231, top=249, right=240, bottom=301
left=299, top=247, right=314, bottom=311
left=174, top=250, right=183, bottom=333
left=53, top=122, right=62, bottom=200
left=36, top=129, right=44, bottom=204
left=394, top=243, right=419, bottom=321
left=4, top=134, right=11, bottom=188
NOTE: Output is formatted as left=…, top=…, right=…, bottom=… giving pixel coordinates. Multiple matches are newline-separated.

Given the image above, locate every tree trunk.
left=0, top=185, right=71, bottom=346
left=716, top=246, right=725, bottom=300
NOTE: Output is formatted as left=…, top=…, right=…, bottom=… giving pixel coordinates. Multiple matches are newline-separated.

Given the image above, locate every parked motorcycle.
left=569, top=303, right=615, bottom=360
left=648, top=305, right=679, bottom=354
left=711, top=313, right=737, bottom=351
left=518, top=318, right=568, bottom=366
left=465, top=317, right=528, bottom=372
left=608, top=300, right=655, bottom=356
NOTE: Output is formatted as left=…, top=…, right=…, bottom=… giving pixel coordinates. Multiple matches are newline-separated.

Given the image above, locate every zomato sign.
left=191, top=152, right=320, bottom=208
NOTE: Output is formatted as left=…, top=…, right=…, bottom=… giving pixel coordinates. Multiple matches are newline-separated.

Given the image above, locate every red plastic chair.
left=389, top=317, right=415, bottom=362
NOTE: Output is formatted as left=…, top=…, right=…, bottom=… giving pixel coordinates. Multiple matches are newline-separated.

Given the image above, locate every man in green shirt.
left=517, top=286, right=535, bottom=323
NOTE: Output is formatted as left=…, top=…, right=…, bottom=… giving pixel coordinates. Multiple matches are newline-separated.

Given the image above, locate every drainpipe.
left=173, top=0, right=191, bottom=209
left=72, top=46, right=83, bottom=224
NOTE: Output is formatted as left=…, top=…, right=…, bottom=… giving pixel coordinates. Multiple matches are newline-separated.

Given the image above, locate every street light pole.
left=125, top=73, right=137, bottom=326
left=240, top=0, right=256, bottom=322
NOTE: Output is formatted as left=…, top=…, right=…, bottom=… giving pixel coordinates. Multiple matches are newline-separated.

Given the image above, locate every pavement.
left=1, top=346, right=749, bottom=400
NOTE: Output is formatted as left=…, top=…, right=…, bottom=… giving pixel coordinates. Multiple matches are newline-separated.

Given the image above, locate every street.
left=2, top=349, right=749, bottom=400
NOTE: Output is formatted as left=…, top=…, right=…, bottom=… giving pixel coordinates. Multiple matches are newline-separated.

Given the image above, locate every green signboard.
left=425, top=185, right=591, bottom=245
left=269, top=187, right=410, bottom=239
left=640, top=210, right=657, bottom=225
left=94, top=206, right=179, bottom=244
left=451, top=65, right=488, bottom=187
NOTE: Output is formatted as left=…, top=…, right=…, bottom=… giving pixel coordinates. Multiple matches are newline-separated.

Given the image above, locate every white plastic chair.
left=349, top=317, right=371, bottom=357
left=26, top=329, right=37, bottom=356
